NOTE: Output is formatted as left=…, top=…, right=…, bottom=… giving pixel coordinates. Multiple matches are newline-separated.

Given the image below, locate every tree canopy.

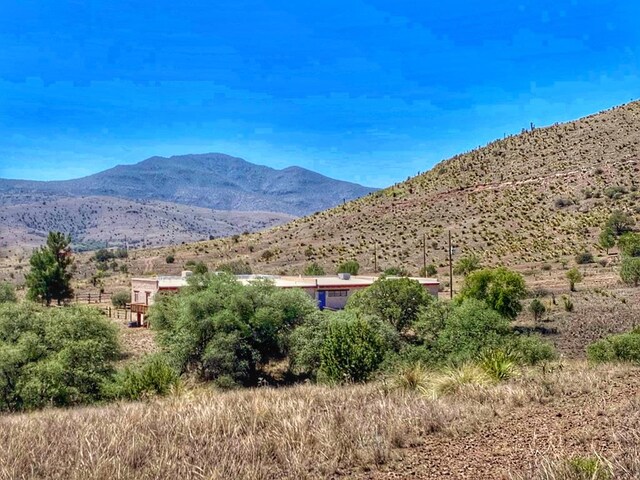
left=458, top=267, right=526, bottom=320
left=25, top=232, right=74, bottom=305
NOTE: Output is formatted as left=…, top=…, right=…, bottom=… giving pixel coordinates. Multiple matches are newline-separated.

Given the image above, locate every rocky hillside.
left=0, top=153, right=377, bottom=216
left=120, top=101, right=640, bottom=276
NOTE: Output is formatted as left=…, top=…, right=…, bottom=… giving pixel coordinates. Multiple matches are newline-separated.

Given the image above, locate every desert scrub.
left=587, top=328, right=640, bottom=364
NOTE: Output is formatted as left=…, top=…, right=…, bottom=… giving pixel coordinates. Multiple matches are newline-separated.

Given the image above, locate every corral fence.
left=73, top=292, right=112, bottom=304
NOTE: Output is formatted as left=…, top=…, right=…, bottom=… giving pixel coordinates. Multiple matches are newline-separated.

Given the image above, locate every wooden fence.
left=74, top=292, right=113, bottom=304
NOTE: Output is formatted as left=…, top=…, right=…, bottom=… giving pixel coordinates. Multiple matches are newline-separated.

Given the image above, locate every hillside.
left=119, top=101, right=640, bottom=277
left=0, top=196, right=294, bottom=258
left=0, top=153, right=377, bottom=216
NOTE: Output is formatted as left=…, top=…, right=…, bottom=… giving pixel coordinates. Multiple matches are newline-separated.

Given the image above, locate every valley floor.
left=0, top=362, right=638, bottom=480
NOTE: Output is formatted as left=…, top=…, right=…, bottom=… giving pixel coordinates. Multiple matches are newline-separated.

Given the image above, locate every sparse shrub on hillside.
left=111, top=290, right=130, bottom=308
left=337, top=259, right=360, bottom=275
left=0, top=282, right=17, bottom=304
left=217, top=260, right=252, bottom=275
left=165, top=254, right=175, bottom=264
left=192, top=261, right=208, bottom=275
left=529, top=298, right=546, bottom=322
left=382, top=266, right=409, bottom=276
left=303, top=262, right=325, bottom=276
left=620, top=256, right=640, bottom=287
left=618, top=232, right=640, bottom=257
left=453, top=253, right=482, bottom=277
left=604, top=185, right=627, bottom=200
left=599, top=227, right=616, bottom=254
left=421, top=264, right=438, bottom=277
left=0, top=303, right=120, bottom=411
left=575, top=251, right=594, bottom=264
left=458, top=267, right=526, bottom=320
left=562, top=295, right=574, bottom=312
left=587, top=329, right=640, bottom=364
left=261, top=249, right=274, bottom=261
left=554, top=197, right=573, bottom=209
left=566, top=267, right=583, bottom=292
left=606, top=210, right=635, bottom=236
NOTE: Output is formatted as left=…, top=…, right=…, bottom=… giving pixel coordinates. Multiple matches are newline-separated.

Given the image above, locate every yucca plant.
left=479, top=348, right=520, bottom=382
left=430, top=364, right=491, bottom=397
left=389, top=362, right=430, bottom=394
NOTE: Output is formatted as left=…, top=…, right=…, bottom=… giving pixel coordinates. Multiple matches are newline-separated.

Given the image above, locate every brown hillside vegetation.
left=1, top=362, right=638, bottom=480
left=112, top=101, right=639, bottom=277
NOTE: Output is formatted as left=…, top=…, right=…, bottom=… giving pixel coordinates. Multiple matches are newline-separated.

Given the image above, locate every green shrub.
left=620, top=256, right=640, bottom=286
left=425, top=264, right=438, bottom=276
left=0, top=303, right=120, bottom=411
left=508, top=335, right=556, bottom=365
left=453, top=254, right=482, bottom=276
left=618, top=232, right=640, bottom=257
left=575, top=251, right=594, bottom=264
left=103, top=355, right=180, bottom=400
left=318, top=313, right=386, bottom=383
left=337, top=260, right=360, bottom=275
left=587, top=330, right=640, bottom=363
left=0, top=282, right=17, bottom=304
left=303, top=262, right=325, bottom=276
left=479, top=349, right=518, bottom=382
left=111, top=290, right=130, bottom=308
left=529, top=298, right=546, bottom=321
left=458, top=267, right=526, bottom=320
left=165, top=254, right=175, bottom=264
left=382, top=266, right=409, bottom=276
left=562, top=295, right=574, bottom=312
left=566, top=267, right=583, bottom=292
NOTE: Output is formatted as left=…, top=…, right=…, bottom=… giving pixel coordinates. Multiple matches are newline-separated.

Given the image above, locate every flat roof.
left=134, top=274, right=439, bottom=290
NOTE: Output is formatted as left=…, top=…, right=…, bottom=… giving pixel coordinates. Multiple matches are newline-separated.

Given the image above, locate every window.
left=328, top=290, right=348, bottom=297
left=134, top=290, right=139, bottom=303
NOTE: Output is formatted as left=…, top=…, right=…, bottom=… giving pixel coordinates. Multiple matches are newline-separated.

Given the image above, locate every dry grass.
left=0, top=362, right=634, bottom=480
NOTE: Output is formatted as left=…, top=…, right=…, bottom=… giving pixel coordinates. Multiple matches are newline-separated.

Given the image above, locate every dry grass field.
left=0, top=362, right=637, bottom=480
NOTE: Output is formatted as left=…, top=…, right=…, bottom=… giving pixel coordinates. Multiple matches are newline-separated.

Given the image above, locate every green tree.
left=606, top=210, right=635, bottom=236
left=383, top=266, right=409, bottom=276
left=598, top=227, right=616, bottom=254
left=620, top=256, right=640, bottom=287
left=618, top=232, right=640, bottom=257
left=303, top=262, right=325, bottom=276
left=458, top=267, right=526, bottom=320
left=149, top=274, right=317, bottom=386
left=529, top=298, right=546, bottom=322
left=346, top=277, right=432, bottom=333
left=192, top=261, right=209, bottom=275
left=25, top=232, right=74, bottom=306
left=0, top=282, right=17, bottom=304
left=337, top=260, right=360, bottom=275
left=111, top=290, right=130, bottom=308
left=566, top=267, right=583, bottom=292
left=453, top=253, right=482, bottom=276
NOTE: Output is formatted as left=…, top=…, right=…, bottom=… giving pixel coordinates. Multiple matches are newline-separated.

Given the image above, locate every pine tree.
left=26, top=232, right=74, bottom=305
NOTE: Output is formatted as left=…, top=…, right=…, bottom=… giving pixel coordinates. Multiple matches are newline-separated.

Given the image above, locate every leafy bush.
left=0, top=282, right=17, bottom=304
left=508, top=335, right=556, bottom=365
left=566, top=267, right=583, bottom=291
left=382, top=266, right=409, bottom=276
left=318, top=313, right=386, bottom=383
left=575, top=251, right=594, bottom=264
left=479, top=349, right=518, bottom=382
left=303, top=262, right=325, bottom=276
left=0, top=303, right=120, bottom=411
left=150, top=274, right=317, bottom=385
left=453, top=254, right=482, bottom=276
left=337, top=260, right=360, bottom=275
left=111, top=290, right=130, bottom=308
left=587, top=329, right=640, bottom=363
left=346, top=277, right=432, bottom=333
left=458, top=267, right=526, bottom=320
left=165, top=254, right=175, bottom=264
left=606, top=210, right=635, bottom=235
left=618, top=232, right=640, bottom=257
left=103, top=355, right=180, bottom=400
left=620, top=256, right=640, bottom=286
left=425, top=264, right=438, bottom=276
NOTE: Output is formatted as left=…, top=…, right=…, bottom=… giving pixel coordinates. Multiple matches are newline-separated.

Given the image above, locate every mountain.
left=120, top=101, right=640, bottom=277
left=0, top=153, right=377, bottom=217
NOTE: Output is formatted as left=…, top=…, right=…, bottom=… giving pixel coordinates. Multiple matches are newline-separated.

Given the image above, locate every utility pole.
left=448, top=230, right=453, bottom=299
left=374, top=243, right=378, bottom=273
left=422, top=233, right=426, bottom=274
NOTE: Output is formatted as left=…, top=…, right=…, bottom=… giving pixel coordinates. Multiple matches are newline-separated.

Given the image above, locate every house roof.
left=134, top=274, right=439, bottom=290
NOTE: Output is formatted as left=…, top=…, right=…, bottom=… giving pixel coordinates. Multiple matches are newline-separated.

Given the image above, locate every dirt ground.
left=351, top=366, right=640, bottom=479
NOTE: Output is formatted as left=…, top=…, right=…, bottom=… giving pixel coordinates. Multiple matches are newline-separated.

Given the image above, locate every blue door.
left=317, top=291, right=327, bottom=310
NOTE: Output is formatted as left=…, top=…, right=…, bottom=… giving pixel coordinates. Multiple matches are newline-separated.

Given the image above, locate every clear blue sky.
left=0, top=0, right=638, bottom=187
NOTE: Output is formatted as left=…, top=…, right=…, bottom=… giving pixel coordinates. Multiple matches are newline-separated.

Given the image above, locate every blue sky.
left=0, top=0, right=638, bottom=187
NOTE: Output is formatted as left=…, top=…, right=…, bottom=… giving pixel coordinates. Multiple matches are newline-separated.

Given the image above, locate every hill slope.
left=122, top=101, right=640, bottom=276
left=0, top=153, right=377, bottom=216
